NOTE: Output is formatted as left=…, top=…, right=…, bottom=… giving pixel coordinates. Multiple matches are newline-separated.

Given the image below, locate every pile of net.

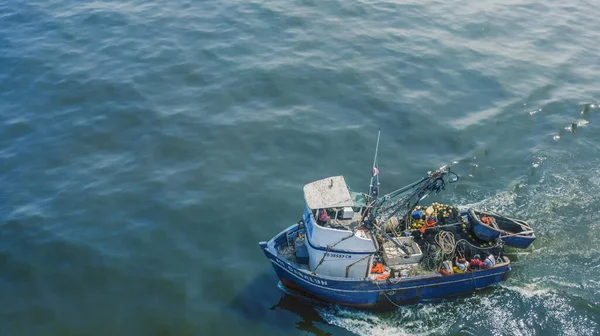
left=409, top=202, right=463, bottom=231
left=406, top=203, right=507, bottom=271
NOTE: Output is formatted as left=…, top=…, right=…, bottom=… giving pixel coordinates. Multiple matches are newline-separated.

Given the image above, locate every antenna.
left=368, top=129, right=381, bottom=201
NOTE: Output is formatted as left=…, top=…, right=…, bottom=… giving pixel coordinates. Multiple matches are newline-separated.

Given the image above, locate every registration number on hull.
left=325, top=252, right=352, bottom=259
left=274, top=257, right=328, bottom=286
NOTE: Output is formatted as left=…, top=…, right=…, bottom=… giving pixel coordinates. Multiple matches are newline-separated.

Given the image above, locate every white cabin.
left=302, top=176, right=377, bottom=278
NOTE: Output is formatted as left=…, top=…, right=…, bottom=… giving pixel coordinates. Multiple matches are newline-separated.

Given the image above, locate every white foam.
left=317, top=305, right=452, bottom=336
left=318, top=308, right=413, bottom=336
left=501, top=283, right=552, bottom=298
left=529, top=108, right=542, bottom=115
left=548, top=278, right=581, bottom=290
left=461, top=189, right=518, bottom=214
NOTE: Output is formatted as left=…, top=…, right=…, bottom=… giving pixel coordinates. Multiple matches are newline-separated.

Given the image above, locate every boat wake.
left=317, top=284, right=596, bottom=336
left=501, top=282, right=553, bottom=298
left=316, top=303, right=455, bottom=336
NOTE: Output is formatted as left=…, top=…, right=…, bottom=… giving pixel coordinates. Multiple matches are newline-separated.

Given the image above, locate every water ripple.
left=2, top=0, right=600, bottom=334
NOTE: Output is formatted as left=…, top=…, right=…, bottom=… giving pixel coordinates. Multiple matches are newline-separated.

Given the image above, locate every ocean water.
left=1, top=0, right=600, bottom=335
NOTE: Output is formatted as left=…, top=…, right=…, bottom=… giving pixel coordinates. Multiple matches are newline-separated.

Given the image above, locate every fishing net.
left=372, top=166, right=459, bottom=231
left=412, top=218, right=505, bottom=272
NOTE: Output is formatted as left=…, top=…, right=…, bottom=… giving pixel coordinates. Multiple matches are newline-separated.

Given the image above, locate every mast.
left=364, top=129, right=381, bottom=251
left=368, top=129, right=381, bottom=201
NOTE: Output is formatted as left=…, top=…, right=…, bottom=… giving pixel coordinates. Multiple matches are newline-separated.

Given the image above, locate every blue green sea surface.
left=1, top=0, right=600, bottom=335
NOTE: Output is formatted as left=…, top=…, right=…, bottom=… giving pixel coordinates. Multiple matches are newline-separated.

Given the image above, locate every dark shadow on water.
left=269, top=290, right=336, bottom=336
left=228, top=268, right=354, bottom=336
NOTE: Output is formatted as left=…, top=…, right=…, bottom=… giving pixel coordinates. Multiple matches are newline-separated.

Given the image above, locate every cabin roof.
left=303, top=176, right=356, bottom=209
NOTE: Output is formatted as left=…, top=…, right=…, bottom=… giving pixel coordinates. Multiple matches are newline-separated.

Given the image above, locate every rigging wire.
left=311, top=165, right=459, bottom=274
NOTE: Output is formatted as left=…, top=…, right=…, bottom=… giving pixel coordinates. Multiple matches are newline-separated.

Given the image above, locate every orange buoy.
left=420, top=217, right=438, bottom=233
left=371, top=263, right=385, bottom=274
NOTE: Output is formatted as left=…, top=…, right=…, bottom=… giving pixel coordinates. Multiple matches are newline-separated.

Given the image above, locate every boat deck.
left=276, top=222, right=510, bottom=282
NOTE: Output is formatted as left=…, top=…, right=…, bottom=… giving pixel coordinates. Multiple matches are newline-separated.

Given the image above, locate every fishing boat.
left=468, top=209, right=536, bottom=249
left=259, top=131, right=534, bottom=308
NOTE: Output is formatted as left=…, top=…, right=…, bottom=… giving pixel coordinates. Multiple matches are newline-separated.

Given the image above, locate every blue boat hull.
left=259, top=225, right=511, bottom=308
left=501, top=234, right=535, bottom=249
left=472, top=220, right=502, bottom=242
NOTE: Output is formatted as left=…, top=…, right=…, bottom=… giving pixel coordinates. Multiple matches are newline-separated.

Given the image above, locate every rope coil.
left=435, top=230, right=456, bottom=256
